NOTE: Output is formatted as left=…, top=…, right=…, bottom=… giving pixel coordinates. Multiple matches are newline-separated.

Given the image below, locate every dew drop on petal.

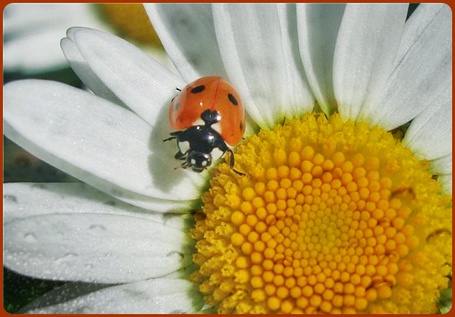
left=24, top=232, right=37, bottom=243
left=55, top=252, right=78, bottom=265
left=3, top=195, right=17, bottom=203
left=88, top=224, right=106, bottom=231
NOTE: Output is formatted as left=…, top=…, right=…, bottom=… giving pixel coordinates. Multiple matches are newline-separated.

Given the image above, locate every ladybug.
left=164, top=76, right=245, bottom=173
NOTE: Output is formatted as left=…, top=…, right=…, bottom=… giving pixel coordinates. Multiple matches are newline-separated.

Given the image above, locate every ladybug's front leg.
left=226, top=149, right=246, bottom=176
left=163, top=130, right=182, bottom=143
left=173, top=150, right=190, bottom=170
left=175, top=150, right=187, bottom=160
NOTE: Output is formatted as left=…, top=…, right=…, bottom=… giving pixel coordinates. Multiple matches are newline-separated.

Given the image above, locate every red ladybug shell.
left=169, top=76, right=245, bottom=146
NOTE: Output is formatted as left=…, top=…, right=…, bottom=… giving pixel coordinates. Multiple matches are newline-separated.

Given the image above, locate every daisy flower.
left=3, top=3, right=452, bottom=314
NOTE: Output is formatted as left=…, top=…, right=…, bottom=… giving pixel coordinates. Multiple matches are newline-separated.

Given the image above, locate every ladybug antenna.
left=200, top=109, right=221, bottom=127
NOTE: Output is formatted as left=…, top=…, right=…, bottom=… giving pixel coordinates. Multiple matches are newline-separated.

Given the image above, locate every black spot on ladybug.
left=228, top=93, right=238, bottom=106
left=191, top=85, right=205, bottom=94
left=239, top=120, right=244, bottom=131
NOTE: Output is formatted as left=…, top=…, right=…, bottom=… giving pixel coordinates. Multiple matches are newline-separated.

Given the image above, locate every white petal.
left=370, top=4, right=452, bottom=129
left=429, top=153, right=452, bottom=194
left=23, top=278, right=198, bottom=313
left=333, top=4, right=408, bottom=121
left=297, top=3, right=346, bottom=115
left=4, top=80, right=202, bottom=206
left=4, top=4, right=104, bottom=34
left=3, top=182, right=190, bottom=224
left=275, top=4, right=315, bottom=115
left=60, top=37, right=125, bottom=106
left=213, top=4, right=314, bottom=129
left=4, top=28, right=69, bottom=72
left=4, top=4, right=108, bottom=73
left=429, top=154, right=452, bottom=176
left=66, top=27, right=185, bottom=126
left=4, top=213, right=189, bottom=283
left=439, top=175, right=452, bottom=194
left=4, top=3, right=64, bottom=32
left=145, top=3, right=226, bottom=81
left=403, top=85, right=451, bottom=160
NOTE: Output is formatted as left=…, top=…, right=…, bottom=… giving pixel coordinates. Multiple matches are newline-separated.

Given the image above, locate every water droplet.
left=166, top=251, right=184, bottom=259
left=88, top=224, right=106, bottom=231
left=3, top=195, right=17, bottom=203
left=55, top=252, right=77, bottom=265
left=24, top=232, right=37, bottom=243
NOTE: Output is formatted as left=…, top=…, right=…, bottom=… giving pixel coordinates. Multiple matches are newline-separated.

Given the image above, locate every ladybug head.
left=186, top=151, right=212, bottom=173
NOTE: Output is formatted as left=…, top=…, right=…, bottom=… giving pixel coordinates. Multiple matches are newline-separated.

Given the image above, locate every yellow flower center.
left=190, top=113, right=452, bottom=314
left=97, top=4, right=162, bottom=47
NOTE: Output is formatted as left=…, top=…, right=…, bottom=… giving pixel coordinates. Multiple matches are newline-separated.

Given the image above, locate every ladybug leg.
left=226, top=149, right=235, bottom=169
left=175, top=150, right=186, bottom=160
left=171, top=153, right=189, bottom=170
left=163, top=130, right=182, bottom=143
left=226, top=149, right=246, bottom=176
left=171, top=159, right=189, bottom=171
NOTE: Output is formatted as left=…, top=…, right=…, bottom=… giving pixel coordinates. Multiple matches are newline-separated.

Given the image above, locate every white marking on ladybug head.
left=192, top=118, right=204, bottom=126
left=210, top=122, right=222, bottom=135
left=211, top=147, right=224, bottom=161
left=190, top=158, right=196, bottom=165
left=178, top=141, right=190, bottom=154
left=192, top=118, right=221, bottom=135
